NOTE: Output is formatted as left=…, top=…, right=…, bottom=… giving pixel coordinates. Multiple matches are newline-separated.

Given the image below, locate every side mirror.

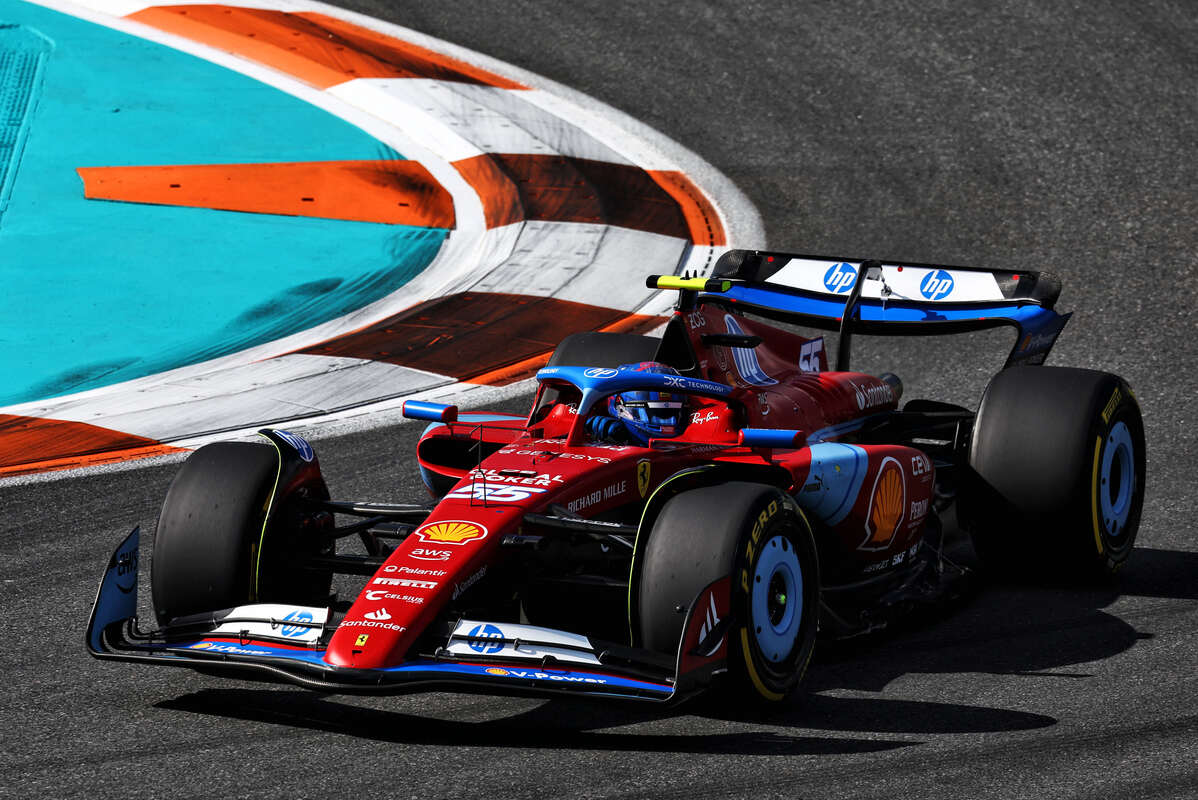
left=402, top=400, right=458, bottom=423
left=738, top=428, right=804, bottom=448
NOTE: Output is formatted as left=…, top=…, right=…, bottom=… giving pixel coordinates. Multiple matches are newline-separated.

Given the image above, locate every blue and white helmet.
left=606, top=362, right=688, bottom=445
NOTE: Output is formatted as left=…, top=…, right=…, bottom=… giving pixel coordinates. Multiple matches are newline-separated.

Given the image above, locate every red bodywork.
left=325, top=306, right=934, bottom=669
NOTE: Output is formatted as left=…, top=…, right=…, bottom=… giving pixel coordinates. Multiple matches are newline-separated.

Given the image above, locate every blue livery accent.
left=403, top=400, right=457, bottom=423
left=272, top=429, right=314, bottom=462
left=793, top=443, right=869, bottom=526
left=151, top=640, right=673, bottom=694
left=86, top=527, right=139, bottom=653
left=537, top=366, right=733, bottom=417
left=739, top=428, right=801, bottom=448
left=716, top=283, right=1056, bottom=326
left=724, top=315, right=777, bottom=386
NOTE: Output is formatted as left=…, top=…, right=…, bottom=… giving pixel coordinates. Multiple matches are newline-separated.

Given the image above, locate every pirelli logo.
left=1102, top=387, right=1122, bottom=424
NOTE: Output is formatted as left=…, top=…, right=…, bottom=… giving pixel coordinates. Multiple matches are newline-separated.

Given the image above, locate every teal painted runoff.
left=0, top=0, right=447, bottom=407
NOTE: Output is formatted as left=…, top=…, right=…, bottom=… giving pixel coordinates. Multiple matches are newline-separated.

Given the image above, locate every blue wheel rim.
left=1100, top=421, right=1135, bottom=537
left=751, top=534, right=803, bottom=663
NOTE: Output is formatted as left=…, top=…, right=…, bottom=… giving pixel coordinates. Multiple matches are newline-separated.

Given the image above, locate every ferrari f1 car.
left=87, top=249, right=1146, bottom=704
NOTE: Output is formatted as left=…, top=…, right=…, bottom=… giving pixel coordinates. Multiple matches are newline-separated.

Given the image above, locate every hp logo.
left=280, top=610, right=313, bottom=638
left=583, top=368, right=618, bottom=379
left=467, top=623, right=505, bottom=654
left=822, top=262, right=857, bottom=294
left=919, top=269, right=955, bottom=300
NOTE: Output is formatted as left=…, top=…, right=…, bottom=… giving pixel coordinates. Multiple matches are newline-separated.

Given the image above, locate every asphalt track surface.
left=3, top=2, right=1196, bottom=798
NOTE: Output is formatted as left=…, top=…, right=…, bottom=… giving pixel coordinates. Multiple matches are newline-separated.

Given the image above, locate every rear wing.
left=651, top=249, right=1071, bottom=370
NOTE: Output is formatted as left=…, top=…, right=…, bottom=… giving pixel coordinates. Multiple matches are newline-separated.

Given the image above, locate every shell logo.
left=485, top=667, right=510, bottom=676
left=414, top=520, right=489, bottom=546
left=862, top=456, right=905, bottom=550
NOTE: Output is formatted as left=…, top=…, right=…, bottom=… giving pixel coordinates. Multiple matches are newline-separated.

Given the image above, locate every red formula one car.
left=87, top=250, right=1146, bottom=704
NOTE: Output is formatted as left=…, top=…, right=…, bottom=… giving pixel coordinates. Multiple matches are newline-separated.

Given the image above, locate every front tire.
left=151, top=441, right=332, bottom=624
left=638, top=482, right=820, bottom=703
left=965, top=367, right=1146, bottom=579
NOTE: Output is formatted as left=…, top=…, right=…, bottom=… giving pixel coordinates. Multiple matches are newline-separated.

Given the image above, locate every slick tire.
left=638, top=483, right=820, bottom=703
left=965, top=367, right=1145, bottom=579
left=546, top=332, right=661, bottom=368
left=151, top=442, right=331, bottom=624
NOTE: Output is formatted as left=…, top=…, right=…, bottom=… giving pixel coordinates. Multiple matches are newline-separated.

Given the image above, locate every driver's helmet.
left=606, top=362, right=688, bottom=445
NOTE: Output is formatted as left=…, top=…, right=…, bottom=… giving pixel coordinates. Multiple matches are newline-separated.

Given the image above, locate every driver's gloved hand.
left=585, top=415, right=628, bottom=444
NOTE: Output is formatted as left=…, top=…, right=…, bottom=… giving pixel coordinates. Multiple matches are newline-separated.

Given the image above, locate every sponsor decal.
left=862, top=457, right=906, bottom=550
left=397, top=565, right=447, bottom=577
left=724, top=315, right=778, bottom=386
left=467, top=469, right=565, bottom=487
left=372, top=577, right=438, bottom=589
left=758, top=392, right=771, bottom=417
left=453, top=566, right=488, bottom=600
left=663, top=374, right=732, bottom=393
left=279, top=609, right=314, bottom=638
left=114, top=543, right=138, bottom=594
left=274, top=429, right=314, bottom=462
left=911, top=453, right=932, bottom=477
left=567, top=480, right=628, bottom=513
left=823, top=262, right=857, bottom=294
left=799, top=338, right=824, bottom=373
left=413, top=521, right=489, bottom=547
left=695, top=589, right=726, bottom=656
left=583, top=368, right=618, bottom=379
left=410, top=547, right=453, bottom=562
left=691, top=410, right=719, bottom=425
left=1102, top=387, right=1123, bottom=424
left=364, top=608, right=392, bottom=621
left=366, top=589, right=425, bottom=605
left=497, top=440, right=639, bottom=463
left=862, top=541, right=921, bottom=574
left=446, top=484, right=549, bottom=503
left=189, top=642, right=271, bottom=656
left=851, top=380, right=895, bottom=410
left=686, top=310, right=707, bottom=330
left=1019, top=330, right=1059, bottom=353
left=910, top=498, right=929, bottom=521
left=539, top=367, right=560, bottom=374
left=637, top=459, right=652, bottom=499
left=340, top=619, right=407, bottom=633
left=467, top=623, right=505, bottom=654
left=484, top=668, right=607, bottom=685
left=355, top=634, right=369, bottom=647
left=740, top=499, right=780, bottom=593
left=919, top=269, right=955, bottom=300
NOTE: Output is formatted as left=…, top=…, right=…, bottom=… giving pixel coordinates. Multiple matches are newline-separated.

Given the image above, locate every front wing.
left=86, top=528, right=728, bottom=704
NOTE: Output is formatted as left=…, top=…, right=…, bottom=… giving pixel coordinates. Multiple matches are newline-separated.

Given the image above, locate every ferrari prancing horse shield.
left=637, top=459, right=651, bottom=498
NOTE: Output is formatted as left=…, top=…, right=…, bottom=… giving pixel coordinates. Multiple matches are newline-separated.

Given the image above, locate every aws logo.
left=413, top=520, right=489, bottom=546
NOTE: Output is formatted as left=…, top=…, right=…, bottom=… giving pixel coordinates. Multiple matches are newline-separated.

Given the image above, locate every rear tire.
left=638, top=483, right=820, bottom=703
left=965, top=367, right=1145, bottom=579
left=546, top=332, right=660, bottom=368
left=151, top=442, right=332, bottom=624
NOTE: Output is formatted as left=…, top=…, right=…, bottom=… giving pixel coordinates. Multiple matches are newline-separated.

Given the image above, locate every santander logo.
left=364, top=608, right=392, bottom=621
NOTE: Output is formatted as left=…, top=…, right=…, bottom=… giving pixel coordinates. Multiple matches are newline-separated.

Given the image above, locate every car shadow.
left=156, top=689, right=911, bottom=756
left=694, top=545, right=1195, bottom=733
left=156, top=546, right=1192, bottom=745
